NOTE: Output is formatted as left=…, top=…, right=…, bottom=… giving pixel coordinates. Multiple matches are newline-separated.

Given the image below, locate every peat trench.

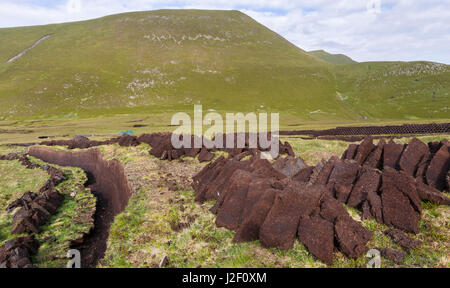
left=3, top=132, right=290, bottom=267
left=28, top=147, right=132, bottom=268
left=4, top=133, right=449, bottom=266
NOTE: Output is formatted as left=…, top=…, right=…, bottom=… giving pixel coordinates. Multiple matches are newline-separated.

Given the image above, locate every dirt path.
left=6, top=34, right=53, bottom=63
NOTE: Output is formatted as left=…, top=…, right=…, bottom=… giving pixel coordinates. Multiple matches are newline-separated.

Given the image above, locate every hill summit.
left=308, top=50, right=357, bottom=65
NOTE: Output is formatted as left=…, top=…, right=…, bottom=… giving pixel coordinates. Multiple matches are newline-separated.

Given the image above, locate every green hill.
left=334, top=61, right=450, bottom=120
left=308, top=50, right=357, bottom=65
left=0, top=10, right=349, bottom=121
left=0, top=9, right=448, bottom=123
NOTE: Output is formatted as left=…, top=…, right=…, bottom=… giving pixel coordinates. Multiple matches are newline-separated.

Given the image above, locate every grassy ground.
left=0, top=149, right=96, bottom=268
left=98, top=136, right=449, bottom=268
left=0, top=158, right=48, bottom=243
left=308, top=50, right=357, bottom=65
left=1, top=135, right=448, bottom=268
left=1, top=113, right=449, bottom=145
left=334, top=61, right=450, bottom=120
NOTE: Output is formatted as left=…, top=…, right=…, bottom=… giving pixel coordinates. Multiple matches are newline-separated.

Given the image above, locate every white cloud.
left=0, top=0, right=449, bottom=64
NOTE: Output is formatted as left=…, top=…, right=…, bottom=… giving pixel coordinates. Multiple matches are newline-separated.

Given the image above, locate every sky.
left=0, top=0, right=449, bottom=64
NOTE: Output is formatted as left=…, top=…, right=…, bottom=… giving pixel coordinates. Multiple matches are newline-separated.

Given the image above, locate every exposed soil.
left=170, top=215, right=197, bottom=232
left=75, top=191, right=114, bottom=267
left=384, top=229, right=422, bottom=250
left=28, top=147, right=132, bottom=267
left=380, top=248, right=406, bottom=264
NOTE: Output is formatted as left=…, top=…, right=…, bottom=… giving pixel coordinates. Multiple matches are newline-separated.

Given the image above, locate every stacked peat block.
left=0, top=154, right=68, bottom=268
left=143, top=132, right=294, bottom=162
left=192, top=155, right=372, bottom=265
left=39, top=132, right=295, bottom=163
left=0, top=236, right=39, bottom=268
left=41, top=134, right=141, bottom=149
left=379, top=228, right=423, bottom=264
left=4, top=157, right=66, bottom=235
left=281, top=123, right=450, bottom=137
left=0, top=154, right=22, bottom=161
left=192, top=136, right=449, bottom=265
left=342, top=137, right=450, bottom=194
left=7, top=189, right=64, bottom=234
left=336, top=137, right=449, bottom=234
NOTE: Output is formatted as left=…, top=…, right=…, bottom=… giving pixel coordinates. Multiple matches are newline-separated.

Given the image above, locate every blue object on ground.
left=118, top=130, right=134, bottom=135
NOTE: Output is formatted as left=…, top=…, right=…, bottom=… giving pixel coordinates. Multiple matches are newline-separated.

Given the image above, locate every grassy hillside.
left=0, top=9, right=352, bottom=121
left=0, top=9, right=448, bottom=124
left=334, top=61, right=450, bottom=120
left=308, top=50, right=357, bottom=65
